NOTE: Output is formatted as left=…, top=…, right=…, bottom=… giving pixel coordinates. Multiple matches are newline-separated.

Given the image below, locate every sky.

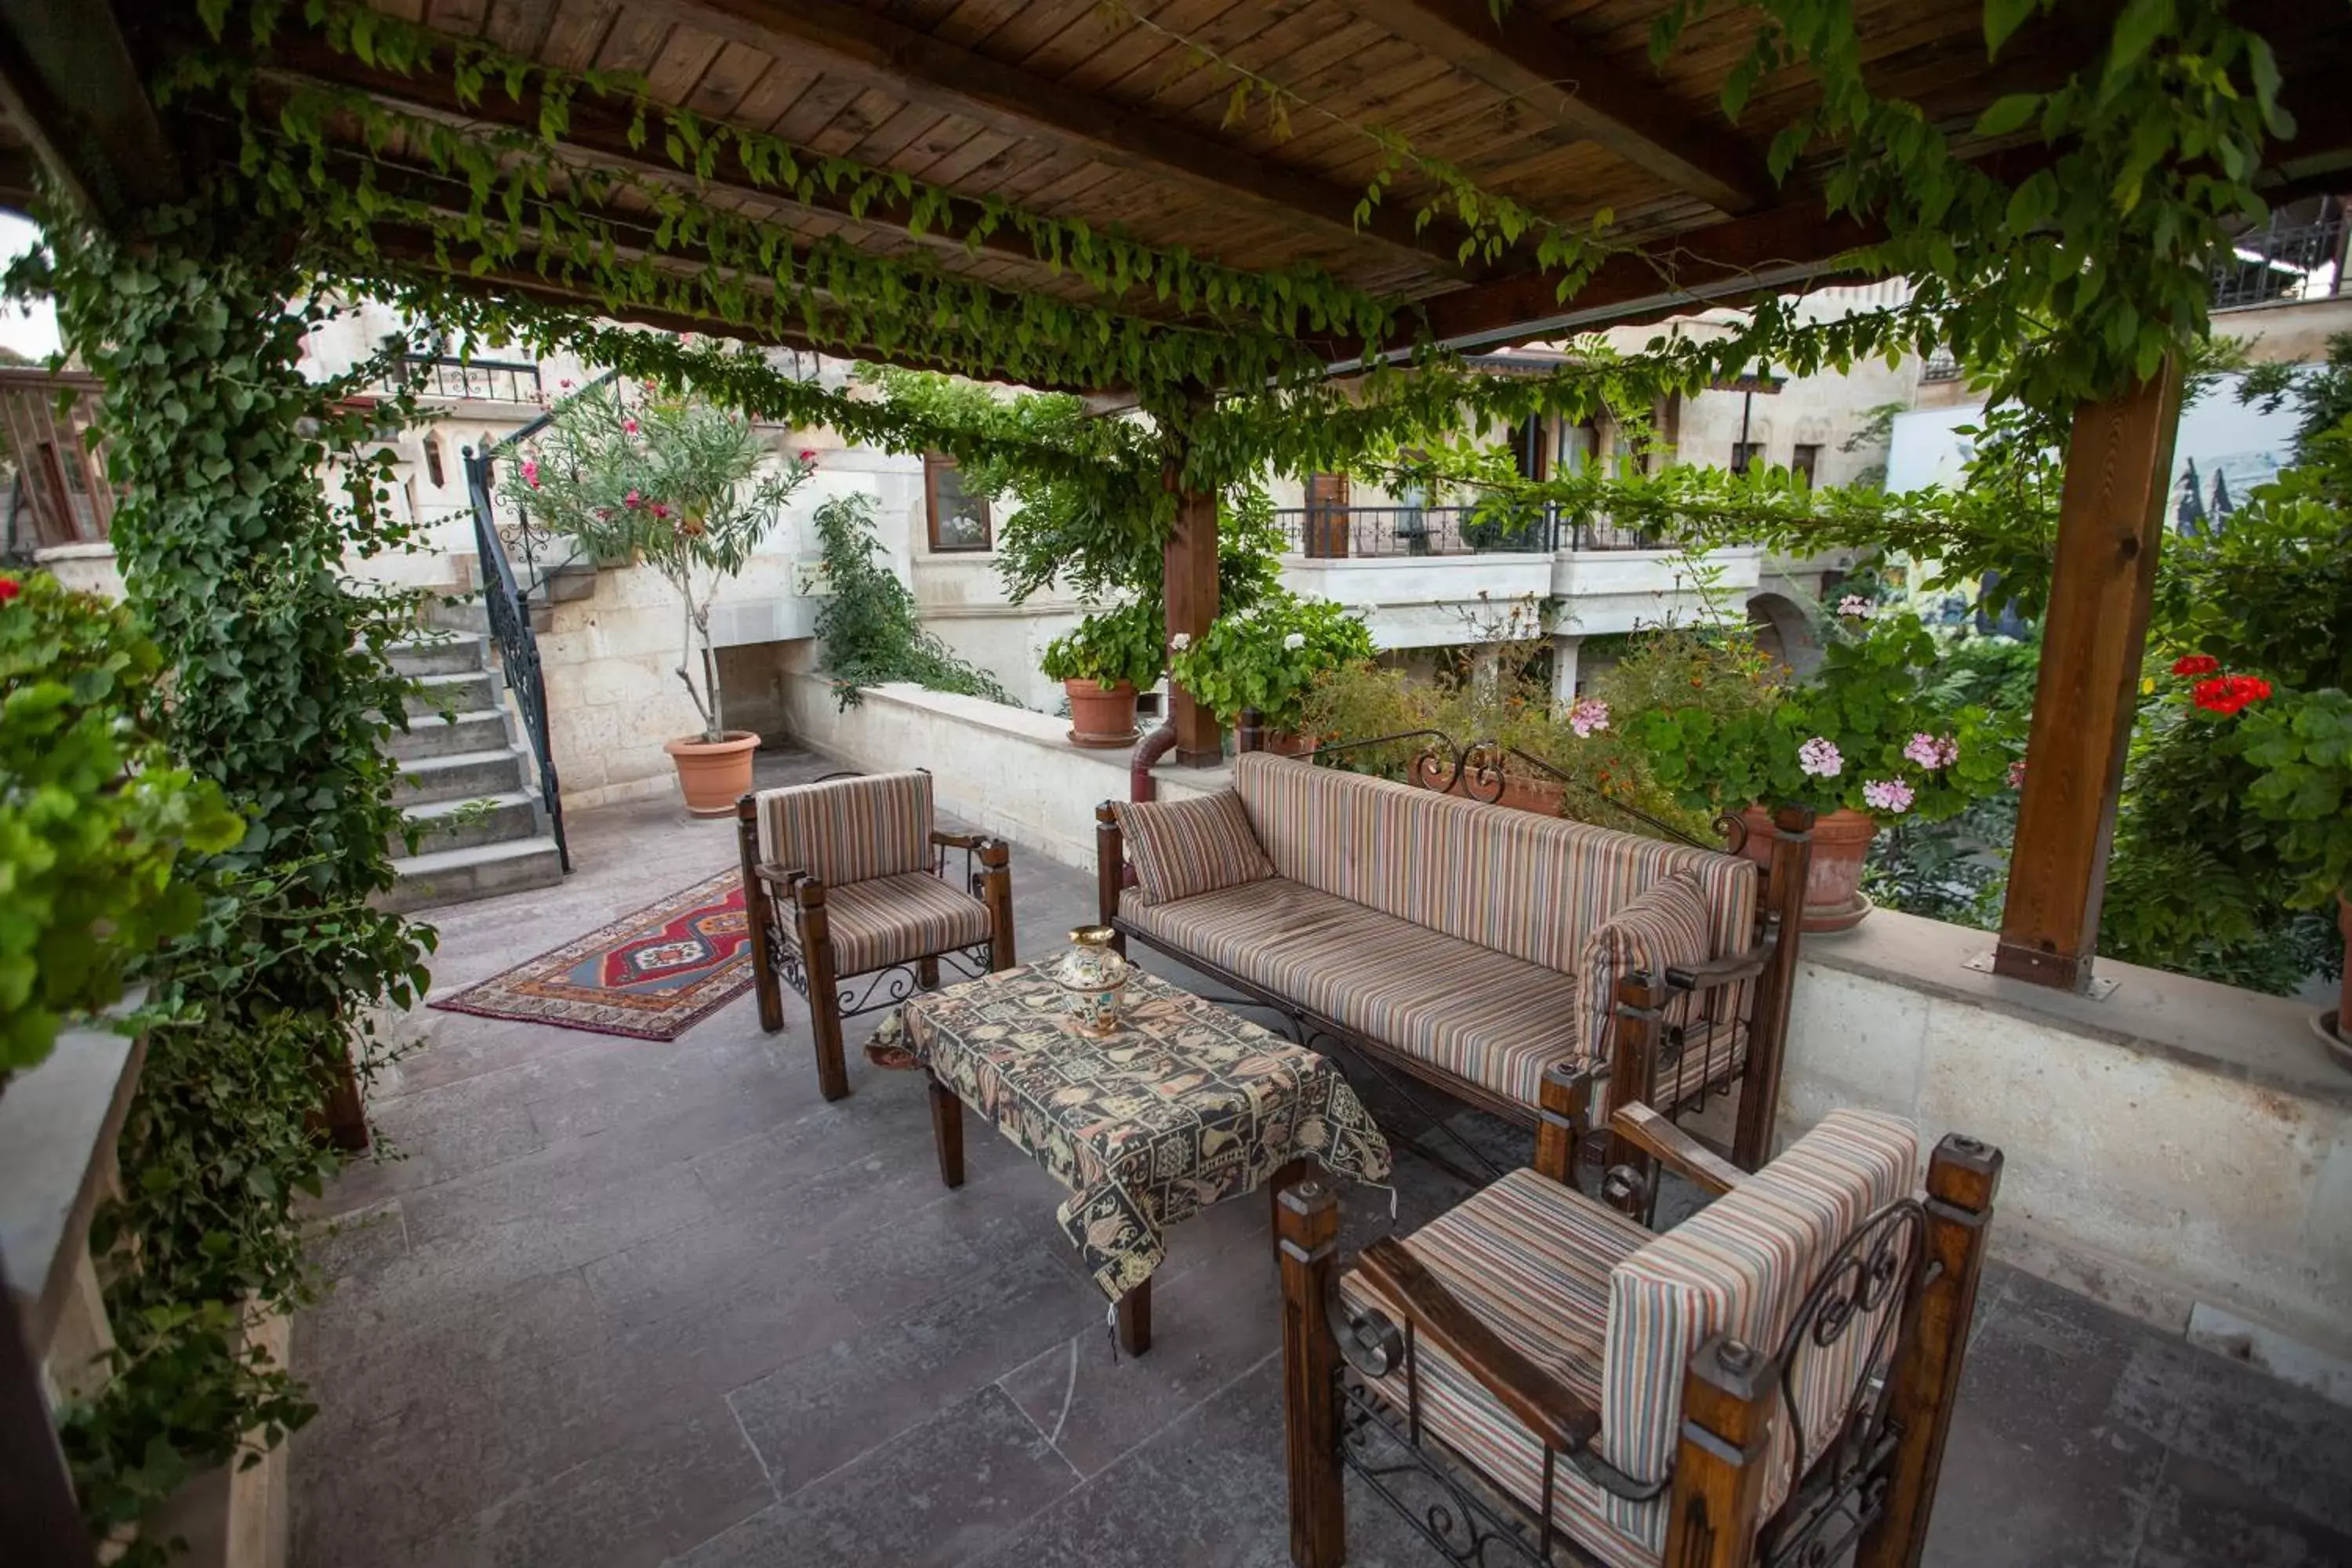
left=0, top=212, right=60, bottom=361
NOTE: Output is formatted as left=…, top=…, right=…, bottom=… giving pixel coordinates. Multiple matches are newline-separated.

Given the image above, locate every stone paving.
left=292, top=747, right=2352, bottom=1568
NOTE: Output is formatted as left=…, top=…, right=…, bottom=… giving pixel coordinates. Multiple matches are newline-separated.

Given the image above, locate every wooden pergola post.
left=1162, top=448, right=1223, bottom=767
left=1994, top=356, right=2185, bottom=991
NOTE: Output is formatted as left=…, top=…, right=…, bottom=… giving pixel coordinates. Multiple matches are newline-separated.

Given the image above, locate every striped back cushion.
left=1113, top=790, right=1276, bottom=906
left=1232, top=752, right=1757, bottom=975
left=1577, top=869, right=1715, bottom=1063
left=754, top=771, right=933, bottom=887
left=1597, top=1110, right=1920, bottom=1548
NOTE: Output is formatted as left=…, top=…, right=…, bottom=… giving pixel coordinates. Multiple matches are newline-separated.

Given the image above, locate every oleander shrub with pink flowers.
left=1623, top=608, right=2021, bottom=826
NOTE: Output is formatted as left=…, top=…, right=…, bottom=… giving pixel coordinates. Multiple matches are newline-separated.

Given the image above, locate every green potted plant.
left=2221, top=677, right=2352, bottom=1060
left=1167, top=593, right=1377, bottom=753
left=1624, top=601, right=2018, bottom=930
left=1040, top=597, right=1163, bottom=748
left=527, top=384, right=816, bottom=813
left=0, top=572, right=242, bottom=1080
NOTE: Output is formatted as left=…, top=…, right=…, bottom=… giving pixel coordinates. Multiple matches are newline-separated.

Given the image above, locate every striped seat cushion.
left=1121, top=878, right=1587, bottom=1110
left=1342, top=1168, right=1659, bottom=1568
left=1232, top=753, right=1757, bottom=978
left=755, top=771, right=933, bottom=887
left=1112, top=789, right=1275, bottom=905
left=820, top=872, right=993, bottom=976
left=1595, top=1109, right=1921, bottom=1552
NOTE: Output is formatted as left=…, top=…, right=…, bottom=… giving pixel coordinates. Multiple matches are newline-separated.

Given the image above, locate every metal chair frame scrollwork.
left=1276, top=1124, right=2005, bottom=1568
left=736, top=780, right=1015, bottom=1101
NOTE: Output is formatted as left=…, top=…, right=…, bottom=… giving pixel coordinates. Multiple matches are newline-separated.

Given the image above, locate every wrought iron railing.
left=1274, top=503, right=1670, bottom=556
left=1919, top=350, right=1961, bottom=383
left=388, top=354, right=546, bottom=403
left=2211, top=209, right=2347, bottom=310
left=462, top=441, right=569, bottom=873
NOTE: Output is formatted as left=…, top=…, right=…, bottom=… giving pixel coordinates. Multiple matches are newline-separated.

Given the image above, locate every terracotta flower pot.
left=1064, top=678, right=1141, bottom=750
left=1740, top=804, right=1878, bottom=932
left=665, top=730, right=761, bottom=817
left=1243, top=727, right=1318, bottom=758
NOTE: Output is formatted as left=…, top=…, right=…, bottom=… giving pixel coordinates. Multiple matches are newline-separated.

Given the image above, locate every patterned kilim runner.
left=426, top=867, right=752, bottom=1040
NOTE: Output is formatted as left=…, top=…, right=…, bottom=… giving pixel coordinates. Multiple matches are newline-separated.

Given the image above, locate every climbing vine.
left=13, top=190, right=436, bottom=1558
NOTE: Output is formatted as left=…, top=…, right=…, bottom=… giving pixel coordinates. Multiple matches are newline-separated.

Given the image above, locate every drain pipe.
left=1128, top=721, right=1178, bottom=802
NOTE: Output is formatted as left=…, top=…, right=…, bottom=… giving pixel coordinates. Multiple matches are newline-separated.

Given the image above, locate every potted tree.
left=1624, top=604, right=2018, bottom=930
left=1040, top=597, right=1163, bottom=748
left=528, top=386, right=815, bottom=814
left=1167, top=593, right=1377, bottom=754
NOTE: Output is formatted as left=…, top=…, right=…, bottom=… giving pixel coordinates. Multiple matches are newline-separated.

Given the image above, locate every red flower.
left=2191, top=674, right=2274, bottom=716
left=797, top=448, right=818, bottom=463
left=0, top=575, right=19, bottom=603
left=651, top=503, right=671, bottom=520
left=2171, top=653, right=2220, bottom=677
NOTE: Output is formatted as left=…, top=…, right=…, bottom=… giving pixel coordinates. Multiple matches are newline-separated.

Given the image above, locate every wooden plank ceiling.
left=84, top=0, right=2352, bottom=385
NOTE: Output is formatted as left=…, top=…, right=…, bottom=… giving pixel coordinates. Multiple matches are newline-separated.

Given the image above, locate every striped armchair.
left=1276, top=1105, right=2003, bottom=1568
left=735, top=771, right=1014, bottom=1100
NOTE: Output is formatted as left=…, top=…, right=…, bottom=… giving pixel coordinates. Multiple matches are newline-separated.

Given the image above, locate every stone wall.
left=1780, top=907, right=2351, bottom=1372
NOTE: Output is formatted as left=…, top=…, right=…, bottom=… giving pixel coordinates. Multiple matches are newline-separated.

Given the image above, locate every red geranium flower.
left=2191, top=674, right=2274, bottom=716
left=0, top=575, right=20, bottom=603
left=2171, top=653, right=2220, bottom=677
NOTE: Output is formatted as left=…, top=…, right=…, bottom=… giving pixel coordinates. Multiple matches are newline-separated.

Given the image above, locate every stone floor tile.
left=726, top=1245, right=1103, bottom=1495
left=467, top=1406, right=774, bottom=1568
left=2111, top=1334, right=2352, bottom=1537
left=675, top=1386, right=1080, bottom=1568
left=2130, top=1452, right=2352, bottom=1568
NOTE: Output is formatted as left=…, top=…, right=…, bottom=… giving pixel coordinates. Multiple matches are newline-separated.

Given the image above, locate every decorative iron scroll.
left=461, top=446, right=570, bottom=873
left=1309, top=728, right=1744, bottom=855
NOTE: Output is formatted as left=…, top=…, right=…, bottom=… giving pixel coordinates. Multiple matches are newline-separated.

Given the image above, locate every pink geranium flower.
left=1567, top=698, right=1610, bottom=738
left=1861, top=778, right=1915, bottom=813
left=1903, top=731, right=1958, bottom=769
left=2007, top=758, right=2027, bottom=789
left=1798, top=736, right=1842, bottom=778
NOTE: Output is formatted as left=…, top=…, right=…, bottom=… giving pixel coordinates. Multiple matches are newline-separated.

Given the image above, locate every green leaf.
left=1973, top=93, right=2042, bottom=140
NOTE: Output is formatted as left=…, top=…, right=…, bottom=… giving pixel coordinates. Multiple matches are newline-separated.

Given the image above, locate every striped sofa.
left=1098, top=751, right=1810, bottom=1165
left=1277, top=1109, right=2005, bottom=1568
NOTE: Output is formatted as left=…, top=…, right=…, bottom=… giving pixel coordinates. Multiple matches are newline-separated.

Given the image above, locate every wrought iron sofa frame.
left=1276, top=1043, right=2005, bottom=1568
left=735, top=780, right=1015, bottom=1102
left=1095, top=721, right=1816, bottom=1173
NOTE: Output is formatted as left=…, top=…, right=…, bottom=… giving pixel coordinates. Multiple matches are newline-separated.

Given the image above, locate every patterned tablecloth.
left=901, top=961, right=1392, bottom=1300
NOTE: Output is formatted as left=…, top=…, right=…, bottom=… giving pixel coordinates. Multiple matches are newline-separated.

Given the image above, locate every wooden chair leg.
left=917, top=955, right=941, bottom=989
left=927, top=1074, right=965, bottom=1189
left=1853, top=1135, right=2004, bottom=1568
left=1116, top=1279, right=1152, bottom=1355
left=1535, top=1061, right=1595, bottom=1187
left=1662, top=1336, right=1777, bottom=1568
left=737, top=795, right=785, bottom=1034
left=1277, top=1178, right=1345, bottom=1568
left=797, top=884, right=850, bottom=1102
left=980, top=838, right=1016, bottom=969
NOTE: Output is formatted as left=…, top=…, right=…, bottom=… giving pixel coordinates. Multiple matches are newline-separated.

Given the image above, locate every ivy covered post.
left=1994, top=358, right=2186, bottom=991
left=1159, top=390, right=1224, bottom=767
left=26, top=194, right=437, bottom=1552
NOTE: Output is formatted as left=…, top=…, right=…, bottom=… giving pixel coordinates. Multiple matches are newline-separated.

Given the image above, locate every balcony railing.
left=2211, top=209, right=2347, bottom=311
left=1274, top=503, right=1669, bottom=557
left=386, top=354, right=546, bottom=403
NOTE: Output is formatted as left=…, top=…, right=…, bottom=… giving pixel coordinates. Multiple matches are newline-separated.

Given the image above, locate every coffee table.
left=900, top=960, right=1392, bottom=1354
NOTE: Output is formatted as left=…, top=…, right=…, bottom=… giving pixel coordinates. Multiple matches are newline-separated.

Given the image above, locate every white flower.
left=1355, top=602, right=1378, bottom=620
left=1797, top=736, right=1843, bottom=778
left=1283, top=631, right=1307, bottom=651
left=1169, top=632, right=1192, bottom=652
left=1835, top=593, right=1875, bottom=619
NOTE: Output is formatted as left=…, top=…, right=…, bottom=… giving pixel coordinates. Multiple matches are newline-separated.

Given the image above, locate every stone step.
left=387, top=709, right=512, bottom=762
left=388, top=636, right=485, bottom=678
left=541, top=560, right=598, bottom=604
left=403, top=669, right=497, bottom=717
left=427, top=596, right=551, bottom=638
left=396, top=747, right=527, bottom=804
left=380, top=836, right=566, bottom=914
left=397, top=790, right=538, bottom=855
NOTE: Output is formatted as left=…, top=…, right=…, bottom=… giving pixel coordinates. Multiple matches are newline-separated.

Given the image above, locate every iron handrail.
left=481, top=368, right=622, bottom=597
left=463, top=444, right=569, bottom=873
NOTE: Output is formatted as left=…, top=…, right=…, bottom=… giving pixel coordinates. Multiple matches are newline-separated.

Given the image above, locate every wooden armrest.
left=1661, top=949, right=1768, bottom=991
left=1609, top=1104, right=1745, bottom=1196
left=753, top=862, right=811, bottom=891
left=1354, top=1237, right=1601, bottom=1454
left=930, top=829, right=984, bottom=849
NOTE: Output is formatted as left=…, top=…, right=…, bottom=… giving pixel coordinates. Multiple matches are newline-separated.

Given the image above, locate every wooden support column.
left=1304, top=471, right=1351, bottom=558
left=1994, top=357, right=2184, bottom=991
left=1163, top=457, right=1222, bottom=767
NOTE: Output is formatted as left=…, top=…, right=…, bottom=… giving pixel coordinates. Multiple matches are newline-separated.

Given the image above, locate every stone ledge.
left=0, top=1004, right=143, bottom=1353
left=1802, top=906, right=2349, bottom=1111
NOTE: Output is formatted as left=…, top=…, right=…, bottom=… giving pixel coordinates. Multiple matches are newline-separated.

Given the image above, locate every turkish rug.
left=427, top=868, right=753, bottom=1040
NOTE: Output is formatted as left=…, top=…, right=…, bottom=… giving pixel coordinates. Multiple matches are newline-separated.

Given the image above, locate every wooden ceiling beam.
left=0, top=0, right=179, bottom=222
left=644, top=0, right=1486, bottom=280
left=1336, top=0, right=1776, bottom=215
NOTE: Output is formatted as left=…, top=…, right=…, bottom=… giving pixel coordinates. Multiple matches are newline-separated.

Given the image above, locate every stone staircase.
left=383, top=627, right=567, bottom=913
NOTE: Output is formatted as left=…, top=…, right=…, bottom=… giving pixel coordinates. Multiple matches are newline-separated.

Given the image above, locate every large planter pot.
left=665, top=730, right=761, bottom=817
left=1064, top=679, right=1141, bottom=749
left=1739, top=804, right=1878, bottom=933
left=1241, top=727, right=1318, bottom=758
